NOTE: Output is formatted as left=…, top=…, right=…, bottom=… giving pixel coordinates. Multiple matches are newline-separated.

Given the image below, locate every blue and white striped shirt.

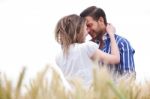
left=97, top=33, right=136, bottom=75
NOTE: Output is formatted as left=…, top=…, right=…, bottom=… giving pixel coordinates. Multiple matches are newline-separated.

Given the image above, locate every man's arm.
left=119, top=39, right=135, bottom=74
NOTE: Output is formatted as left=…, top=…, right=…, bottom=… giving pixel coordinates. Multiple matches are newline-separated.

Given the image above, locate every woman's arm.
left=91, top=24, right=120, bottom=64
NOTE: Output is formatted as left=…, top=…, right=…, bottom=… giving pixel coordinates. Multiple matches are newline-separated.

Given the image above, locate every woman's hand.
left=106, top=23, right=116, bottom=36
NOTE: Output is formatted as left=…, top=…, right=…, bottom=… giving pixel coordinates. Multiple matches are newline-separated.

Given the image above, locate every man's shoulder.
left=115, top=34, right=135, bottom=52
left=115, top=34, right=130, bottom=44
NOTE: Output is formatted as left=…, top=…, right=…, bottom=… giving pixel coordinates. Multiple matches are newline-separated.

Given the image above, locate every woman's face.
left=83, top=22, right=88, bottom=38
left=76, top=21, right=89, bottom=43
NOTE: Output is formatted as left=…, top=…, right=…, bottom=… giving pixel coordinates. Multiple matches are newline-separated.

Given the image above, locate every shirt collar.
left=102, top=32, right=109, bottom=40
left=91, top=32, right=109, bottom=44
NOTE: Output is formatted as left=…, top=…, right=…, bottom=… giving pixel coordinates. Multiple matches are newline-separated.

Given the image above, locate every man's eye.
left=87, top=24, right=92, bottom=27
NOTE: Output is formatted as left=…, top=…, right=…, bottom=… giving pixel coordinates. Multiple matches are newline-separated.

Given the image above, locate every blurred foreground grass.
left=0, top=65, right=150, bottom=99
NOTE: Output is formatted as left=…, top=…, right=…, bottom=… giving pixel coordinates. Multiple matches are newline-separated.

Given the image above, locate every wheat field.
left=0, top=65, right=150, bottom=99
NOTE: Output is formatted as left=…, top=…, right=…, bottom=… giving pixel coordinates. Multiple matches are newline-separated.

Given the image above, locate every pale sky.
left=0, top=0, right=150, bottom=83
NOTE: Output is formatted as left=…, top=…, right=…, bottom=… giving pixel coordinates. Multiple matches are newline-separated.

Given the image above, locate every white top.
left=55, top=41, right=98, bottom=86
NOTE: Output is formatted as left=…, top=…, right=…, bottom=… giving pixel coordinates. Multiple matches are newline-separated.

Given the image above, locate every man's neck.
left=96, top=32, right=105, bottom=40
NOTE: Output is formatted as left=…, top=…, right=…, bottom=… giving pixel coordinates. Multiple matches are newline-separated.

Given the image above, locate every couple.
left=55, top=6, right=135, bottom=86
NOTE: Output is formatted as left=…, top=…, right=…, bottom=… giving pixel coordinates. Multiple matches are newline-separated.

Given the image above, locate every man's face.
left=85, top=16, right=104, bottom=38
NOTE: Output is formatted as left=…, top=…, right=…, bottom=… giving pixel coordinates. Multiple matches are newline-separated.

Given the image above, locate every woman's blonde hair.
left=55, top=14, right=86, bottom=55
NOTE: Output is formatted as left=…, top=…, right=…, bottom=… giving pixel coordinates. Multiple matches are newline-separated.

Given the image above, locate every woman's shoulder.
left=77, top=41, right=99, bottom=56
left=79, top=41, right=99, bottom=48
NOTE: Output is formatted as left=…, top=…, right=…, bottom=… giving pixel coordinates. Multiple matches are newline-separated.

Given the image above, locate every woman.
left=55, top=14, right=120, bottom=86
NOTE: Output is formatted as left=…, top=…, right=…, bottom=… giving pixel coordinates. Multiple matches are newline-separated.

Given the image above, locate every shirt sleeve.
left=84, top=41, right=99, bottom=57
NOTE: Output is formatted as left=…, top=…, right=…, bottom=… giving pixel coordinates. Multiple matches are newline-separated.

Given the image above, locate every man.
left=80, top=6, right=136, bottom=77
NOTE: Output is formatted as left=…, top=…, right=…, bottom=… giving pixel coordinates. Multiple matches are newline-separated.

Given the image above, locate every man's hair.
left=80, top=6, right=107, bottom=25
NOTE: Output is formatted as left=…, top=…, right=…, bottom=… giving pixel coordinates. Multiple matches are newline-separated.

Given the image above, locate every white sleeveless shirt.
left=55, top=41, right=98, bottom=86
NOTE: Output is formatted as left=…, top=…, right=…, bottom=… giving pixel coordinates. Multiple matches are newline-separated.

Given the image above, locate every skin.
left=83, top=21, right=120, bottom=64
left=85, top=16, right=106, bottom=38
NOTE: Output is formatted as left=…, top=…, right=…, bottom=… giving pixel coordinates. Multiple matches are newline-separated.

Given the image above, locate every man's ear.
left=98, top=17, right=104, bottom=22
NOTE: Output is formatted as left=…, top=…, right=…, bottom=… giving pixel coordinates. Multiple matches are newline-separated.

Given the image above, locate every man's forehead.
left=86, top=20, right=92, bottom=25
left=85, top=16, right=94, bottom=23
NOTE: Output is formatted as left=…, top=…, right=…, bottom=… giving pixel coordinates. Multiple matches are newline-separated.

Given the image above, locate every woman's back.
left=56, top=41, right=98, bottom=85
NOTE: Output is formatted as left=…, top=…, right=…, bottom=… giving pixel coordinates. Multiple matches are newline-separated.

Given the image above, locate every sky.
left=0, top=0, right=150, bottom=84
